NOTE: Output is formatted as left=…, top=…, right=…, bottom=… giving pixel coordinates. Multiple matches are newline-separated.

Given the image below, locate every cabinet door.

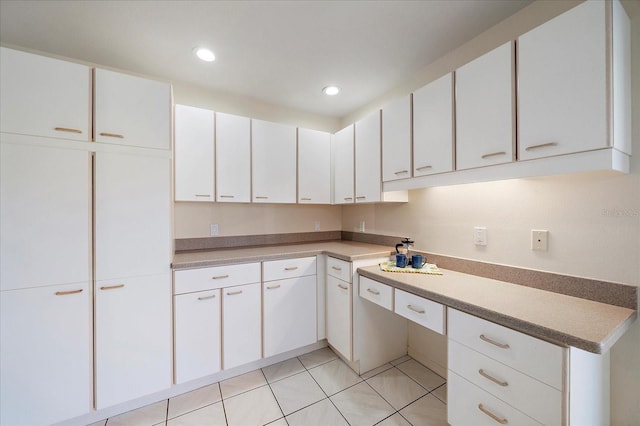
left=298, top=128, right=331, bottom=204
left=216, top=112, right=251, bottom=202
left=264, top=276, right=317, bottom=357
left=518, top=1, right=608, bottom=160
left=94, top=68, right=171, bottom=150
left=251, top=119, right=297, bottom=203
left=174, top=105, right=214, bottom=202
left=355, top=111, right=382, bottom=203
left=413, top=73, right=454, bottom=176
left=1, top=143, right=90, bottom=291
left=326, top=275, right=352, bottom=360
left=332, top=125, right=354, bottom=204
left=0, top=283, right=91, bottom=426
left=223, top=283, right=262, bottom=369
left=174, top=289, right=221, bottom=384
left=0, top=47, right=91, bottom=141
left=94, top=151, right=171, bottom=281
left=95, top=273, right=171, bottom=409
left=456, top=42, right=515, bottom=170
left=382, top=96, right=411, bottom=182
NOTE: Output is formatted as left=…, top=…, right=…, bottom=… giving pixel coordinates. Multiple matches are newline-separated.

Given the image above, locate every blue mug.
left=412, top=254, right=425, bottom=269
left=396, top=253, right=408, bottom=268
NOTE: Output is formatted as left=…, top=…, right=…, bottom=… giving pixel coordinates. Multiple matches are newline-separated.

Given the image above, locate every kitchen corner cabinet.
left=382, top=96, right=411, bottom=182
left=456, top=42, right=515, bottom=170
left=174, top=104, right=214, bottom=202
left=252, top=119, right=297, bottom=203
left=355, top=110, right=383, bottom=203
left=412, top=73, right=454, bottom=176
left=223, top=282, right=262, bottom=369
left=94, top=68, right=171, bottom=150
left=298, top=128, right=331, bottom=204
left=216, top=112, right=251, bottom=203
left=518, top=0, right=631, bottom=160
left=0, top=47, right=91, bottom=141
left=332, top=124, right=355, bottom=204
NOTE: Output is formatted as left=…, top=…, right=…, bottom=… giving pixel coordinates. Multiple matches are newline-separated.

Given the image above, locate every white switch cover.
left=210, top=224, right=219, bottom=236
left=531, top=230, right=548, bottom=251
left=359, top=221, right=366, bottom=232
left=314, top=221, right=321, bottom=231
left=474, top=227, right=487, bottom=246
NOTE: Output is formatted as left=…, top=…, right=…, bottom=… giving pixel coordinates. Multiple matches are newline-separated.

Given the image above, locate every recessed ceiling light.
left=322, top=86, right=340, bottom=96
left=194, top=47, right=215, bottom=62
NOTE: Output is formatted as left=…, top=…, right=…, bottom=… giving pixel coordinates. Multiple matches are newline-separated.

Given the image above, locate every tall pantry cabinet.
left=0, top=47, right=172, bottom=424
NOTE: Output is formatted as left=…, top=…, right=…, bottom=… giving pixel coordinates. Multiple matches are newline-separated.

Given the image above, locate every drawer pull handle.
left=367, top=288, right=380, bottom=295
left=479, top=334, right=510, bottom=349
left=212, top=275, right=230, bottom=280
left=284, top=266, right=299, bottom=271
left=100, top=284, right=124, bottom=291
left=407, top=304, right=425, bottom=314
left=266, top=285, right=281, bottom=290
left=55, top=289, right=83, bottom=296
left=54, top=127, right=82, bottom=134
left=197, top=294, right=216, bottom=301
left=219, top=195, right=235, bottom=198
left=416, top=165, right=432, bottom=171
left=226, top=290, right=243, bottom=296
left=255, top=196, right=269, bottom=199
left=331, top=266, right=342, bottom=271
left=356, top=196, right=366, bottom=200
left=479, top=369, right=509, bottom=387
left=394, top=170, right=409, bottom=175
left=481, top=151, right=506, bottom=159
left=343, top=197, right=353, bottom=201
left=478, top=404, right=508, bottom=424
left=301, top=197, right=312, bottom=201
left=525, top=142, right=558, bottom=151
left=195, top=194, right=211, bottom=197
left=338, top=284, right=349, bottom=290
left=99, top=132, right=124, bottom=139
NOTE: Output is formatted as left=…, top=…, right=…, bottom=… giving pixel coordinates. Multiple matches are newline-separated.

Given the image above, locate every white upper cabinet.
left=251, top=119, right=297, bottom=203
left=298, top=128, right=331, bottom=204
left=413, top=73, right=454, bottom=176
left=0, top=47, right=91, bottom=141
left=382, top=96, right=411, bottom=182
left=216, top=112, right=251, bottom=203
left=456, top=42, right=515, bottom=170
left=355, top=111, right=382, bottom=202
left=518, top=0, right=631, bottom=160
left=332, top=124, right=354, bottom=204
left=174, top=105, right=214, bottom=202
left=94, top=68, right=171, bottom=150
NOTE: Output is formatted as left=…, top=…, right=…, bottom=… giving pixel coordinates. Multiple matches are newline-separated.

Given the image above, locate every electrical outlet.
left=314, top=221, right=321, bottom=231
left=474, top=227, right=487, bottom=246
left=359, top=221, right=366, bottom=232
left=210, top=224, right=219, bottom=236
left=531, top=229, right=548, bottom=251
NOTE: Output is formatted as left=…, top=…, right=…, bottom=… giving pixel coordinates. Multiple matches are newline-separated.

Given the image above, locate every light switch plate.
left=210, top=224, right=219, bottom=236
left=531, top=229, right=548, bottom=251
left=474, top=227, right=487, bottom=246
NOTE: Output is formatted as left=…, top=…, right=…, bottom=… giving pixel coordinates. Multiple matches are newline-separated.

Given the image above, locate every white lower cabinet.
left=0, top=283, right=92, bottom=426
left=95, top=273, right=171, bottom=409
left=174, top=289, right=221, bottom=384
left=222, top=282, right=262, bottom=370
left=394, top=289, right=445, bottom=334
left=326, top=274, right=352, bottom=360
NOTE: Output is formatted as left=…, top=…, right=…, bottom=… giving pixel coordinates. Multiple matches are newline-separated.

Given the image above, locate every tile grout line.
left=261, top=364, right=288, bottom=425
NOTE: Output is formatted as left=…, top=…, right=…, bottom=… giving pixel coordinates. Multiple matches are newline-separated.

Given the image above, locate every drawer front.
left=448, top=371, right=542, bottom=426
left=174, top=262, right=261, bottom=294
left=263, top=256, right=316, bottom=281
left=448, top=309, right=564, bottom=390
left=449, top=340, right=562, bottom=426
left=327, top=257, right=352, bottom=282
left=359, top=276, right=393, bottom=310
left=394, top=289, right=445, bottom=334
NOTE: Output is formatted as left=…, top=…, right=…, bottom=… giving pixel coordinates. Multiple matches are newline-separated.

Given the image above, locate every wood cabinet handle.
left=337, top=284, right=349, bottom=290
left=478, top=404, right=508, bottom=424
left=99, top=132, right=124, bottom=139
left=284, top=266, right=298, bottom=271
left=525, top=142, right=558, bottom=151
left=407, top=304, right=425, bottom=314
left=479, top=334, right=510, bottom=349
left=343, top=197, right=353, bottom=201
left=197, top=294, right=216, bottom=301
left=266, top=285, right=281, bottom=290
left=331, top=266, right=342, bottom=271
left=356, top=196, right=366, bottom=200
left=100, top=284, right=125, bottom=291
left=416, top=165, right=432, bottom=171
left=219, top=195, right=235, bottom=199
left=212, top=275, right=230, bottom=280
left=54, top=127, right=82, bottom=134
left=366, top=288, right=380, bottom=295
left=226, top=290, right=243, bottom=296
left=55, top=289, right=83, bottom=296
left=195, top=194, right=211, bottom=197
left=481, top=151, right=506, bottom=159
left=255, top=196, right=269, bottom=199
left=394, top=170, right=409, bottom=175
left=479, top=369, right=509, bottom=387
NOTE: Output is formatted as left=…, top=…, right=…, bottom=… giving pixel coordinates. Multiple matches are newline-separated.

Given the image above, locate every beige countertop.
left=358, top=265, right=637, bottom=354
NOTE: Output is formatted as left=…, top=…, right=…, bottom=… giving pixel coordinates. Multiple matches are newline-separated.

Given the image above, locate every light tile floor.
left=97, top=348, right=447, bottom=426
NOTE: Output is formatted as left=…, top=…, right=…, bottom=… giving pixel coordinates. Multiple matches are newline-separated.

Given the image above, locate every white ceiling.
left=0, top=0, right=534, bottom=118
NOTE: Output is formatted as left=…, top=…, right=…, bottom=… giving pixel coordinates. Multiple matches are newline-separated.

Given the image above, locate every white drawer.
left=327, top=257, right=352, bottom=282
left=174, top=262, right=261, bottom=294
left=449, top=340, right=562, bottom=426
left=448, top=371, right=542, bottom=426
left=263, top=256, right=316, bottom=281
left=448, top=309, right=564, bottom=390
left=359, top=276, right=393, bottom=310
left=394, top=289, right=445, bottom=334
